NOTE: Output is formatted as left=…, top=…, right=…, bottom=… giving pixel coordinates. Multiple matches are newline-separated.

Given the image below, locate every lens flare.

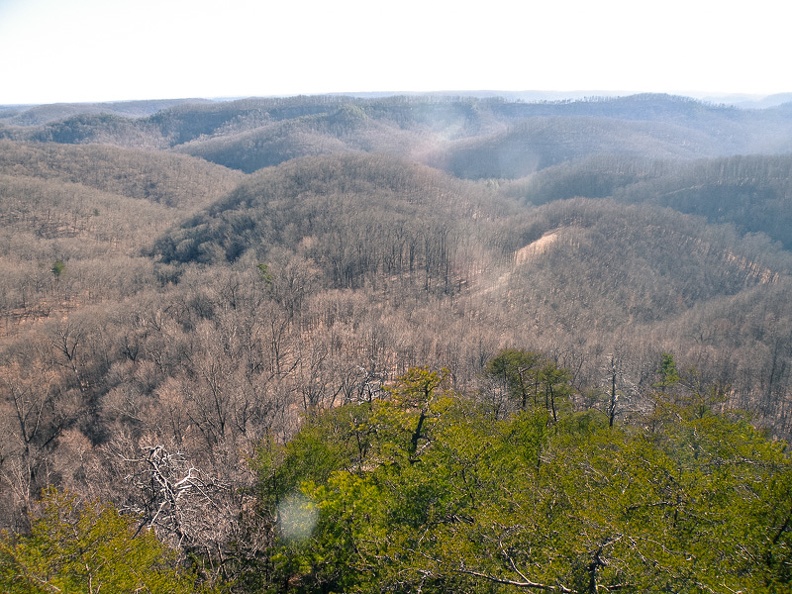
left=277, top=492, right=318, bottom=542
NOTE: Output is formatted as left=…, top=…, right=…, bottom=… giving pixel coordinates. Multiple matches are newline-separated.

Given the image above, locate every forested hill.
left=506, top=153, right=792, bottom=250
left=3, top=92, right=792, bottom=592
left=4, top=94, right=792, bottom=171
left=0, top=139, right=242, bottom=207
left=152, top=153, right=517, bottom=287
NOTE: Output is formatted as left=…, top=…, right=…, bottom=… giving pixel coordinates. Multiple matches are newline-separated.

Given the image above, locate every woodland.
left=1, top=93, right=792, bottom=592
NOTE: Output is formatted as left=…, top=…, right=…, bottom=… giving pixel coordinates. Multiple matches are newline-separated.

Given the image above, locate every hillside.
left=0, top=140, right=243, bottom=207
left=495, top=198, right=790, bottom=325
left=506, top=153, right=792, bottom=250
left=153, top=153, right=516, bottom=290
left=5, top=94, right=792, bottom=175
left=0, top=98, right=209, bottom=126
left=147, top=152, right=792, bottom=418
left=429, top=116, right=713, bottom=178
left=2, top=92, right=792, bottom=592
left=0, top=140, right=243, bottom=329
left=174, top=106, right=437, bottom=173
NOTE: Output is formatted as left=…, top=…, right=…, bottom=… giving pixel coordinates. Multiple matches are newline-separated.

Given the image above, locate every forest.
left=1, top=92, right=792, bottom=592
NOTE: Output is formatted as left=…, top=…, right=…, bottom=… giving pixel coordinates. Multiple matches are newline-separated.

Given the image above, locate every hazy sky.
left=0, top=0, right=788, bottom=104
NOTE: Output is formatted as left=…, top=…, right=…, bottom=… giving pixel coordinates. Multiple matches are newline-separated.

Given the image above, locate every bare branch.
left=456, top=566, right=573, bottom=592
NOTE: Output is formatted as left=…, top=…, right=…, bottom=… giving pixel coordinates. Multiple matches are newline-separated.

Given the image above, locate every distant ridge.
left=5, top=90, right=792, bottom=113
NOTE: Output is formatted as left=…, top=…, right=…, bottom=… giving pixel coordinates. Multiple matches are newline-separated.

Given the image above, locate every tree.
left=654, top=352, right=680, bottom=393
left=375, top=366, right=453, bottom=463
left=484, top=349, right=545, bottom=413
left=0, top=357, right=74, bottom=529
left=255, top=377, right=792, bottom=593
left=51, top=259, right=65, bottom=279
left=539, top=360, right=573, bottom=423
left=123, top=446, right=234, bottom=553
left=606, top=354, right=619, bottom=427
left=0, top=489, right=212, bottom=593
left=484, top=350, right=574, bottom=423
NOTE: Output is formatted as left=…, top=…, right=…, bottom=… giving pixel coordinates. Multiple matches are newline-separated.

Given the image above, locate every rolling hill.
left=3, top=92, right=792, bottom=591
left=506, top=153, right=792, bottom=250
left=5, top=94, right=792, bottom=175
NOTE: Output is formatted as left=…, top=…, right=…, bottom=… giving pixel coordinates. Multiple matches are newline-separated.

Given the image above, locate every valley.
left=1, top=92, right=792, bottom=592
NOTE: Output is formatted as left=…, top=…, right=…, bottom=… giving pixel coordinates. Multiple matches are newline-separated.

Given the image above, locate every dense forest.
left=1, top=93, right=792, bottom=592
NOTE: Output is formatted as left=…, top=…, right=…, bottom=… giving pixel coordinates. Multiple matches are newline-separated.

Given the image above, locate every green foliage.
left=485, top=349, right=573, bottom=421
left=485, top=348, right=544, bottom=410
left=0, top=489, right=211, bottom=594
left=254, top=368, right=792, bottom=593
left=257, top=262, right=274, bottom=284
left=374, top=367, right=454, bottom=462
left=654, top=351, right=680, bottom=391
left=50, top=259, right=65, bottom=278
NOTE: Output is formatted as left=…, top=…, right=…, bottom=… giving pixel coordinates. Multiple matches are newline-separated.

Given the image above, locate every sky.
left=0, top=0, right=789, bottom=105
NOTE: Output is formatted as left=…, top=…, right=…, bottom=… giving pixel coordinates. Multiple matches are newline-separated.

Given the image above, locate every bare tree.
left=123, top=444, right=241, bottom=582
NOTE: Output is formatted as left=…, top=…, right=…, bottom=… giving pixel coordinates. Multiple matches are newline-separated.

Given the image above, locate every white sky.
left=0, top=0, right=789, bottom=105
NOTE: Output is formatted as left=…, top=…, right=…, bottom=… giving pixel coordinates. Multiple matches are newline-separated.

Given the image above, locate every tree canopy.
left=251, top=368, right=792, bottom=593
left=0, top=489, right=212, bottom=593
